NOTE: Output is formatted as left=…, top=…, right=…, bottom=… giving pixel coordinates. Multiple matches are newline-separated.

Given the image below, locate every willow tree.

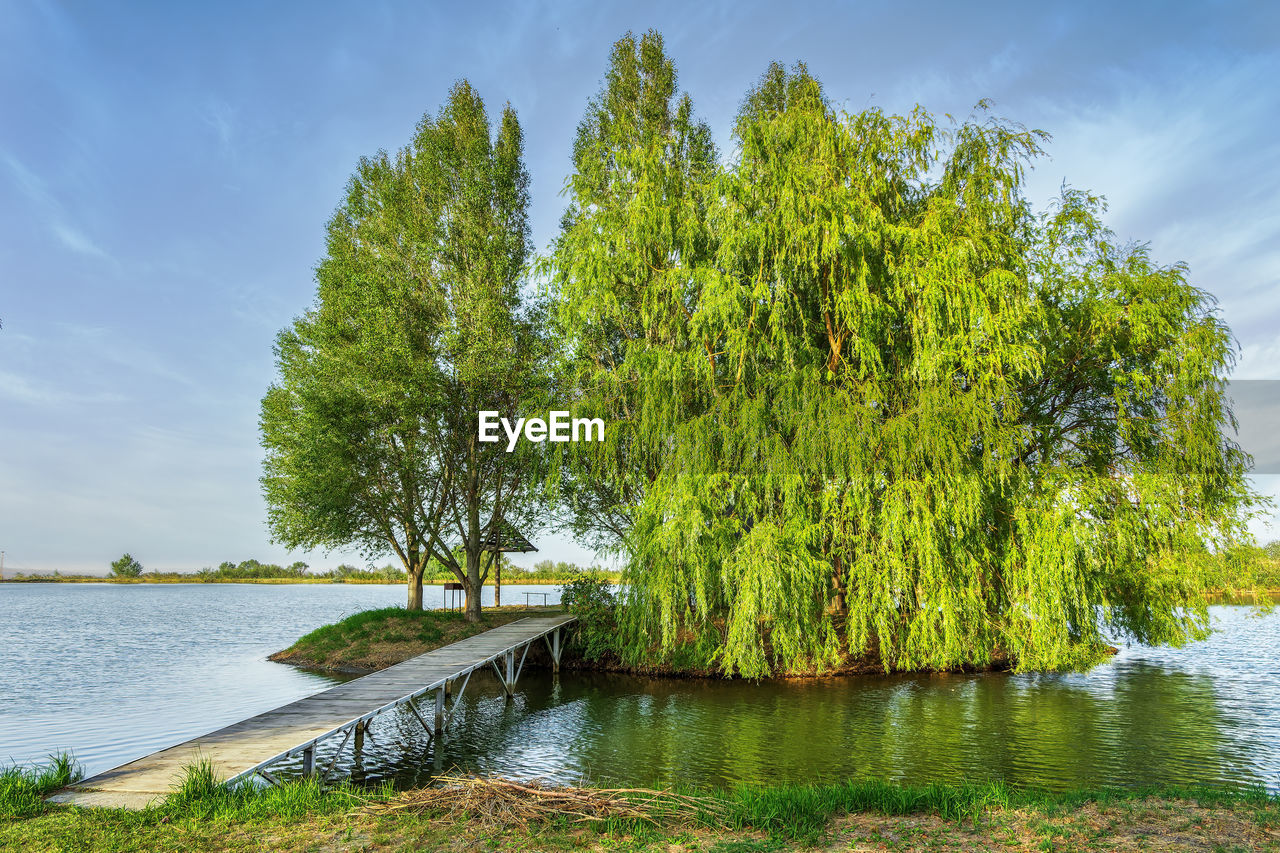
left=262, top=81, right=547, bottom=619
left=551, top=51, right=1258, bottom=676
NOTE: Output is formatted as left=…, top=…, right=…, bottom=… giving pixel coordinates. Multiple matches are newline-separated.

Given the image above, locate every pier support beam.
left=544, top=627, right=563, bottom=673
left=146, top=616, right=578, bottom=798
left=352, top=722, right=366, bottom=782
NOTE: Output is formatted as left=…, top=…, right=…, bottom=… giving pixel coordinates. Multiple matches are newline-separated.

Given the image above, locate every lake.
left=2, top=583, right=1277, bottom=793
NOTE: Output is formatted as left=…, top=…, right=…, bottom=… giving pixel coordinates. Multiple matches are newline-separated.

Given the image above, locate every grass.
left=715, top=778, right=1280, bottom=841
left=0, top=754, right=81, bottom=819
left=159, top=760, right=393, bottom=821
left=5, top=755, right=1278, bottom=852
left=268, top=604, right=562, bottom=672
left=719, top=778, right=1018, bottom=834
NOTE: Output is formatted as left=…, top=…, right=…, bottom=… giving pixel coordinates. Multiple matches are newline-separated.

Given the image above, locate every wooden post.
left=552, top=628, right=561, bottom=674
left=434, top=687, right=445, bottom=734
left=301, top=745, right=314, bottom=776
left=352, top=722, right=366, bottom=782
left=504, top=649, right=515, bottom=700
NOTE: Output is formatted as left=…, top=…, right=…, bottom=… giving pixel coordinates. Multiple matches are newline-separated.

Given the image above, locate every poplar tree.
left=262, top=82, right=546, bottom=619
left=551, top=45, right=1258, bottom=675
left=545, top=29, right=717, bottom=552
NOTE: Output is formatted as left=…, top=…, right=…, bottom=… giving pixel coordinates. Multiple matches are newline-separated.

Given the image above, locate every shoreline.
left=5, top=575, right=1269, bottom=600
left=264, top=604, right=1105, bottom=680
left=4, top=760, right=1277, bottom=852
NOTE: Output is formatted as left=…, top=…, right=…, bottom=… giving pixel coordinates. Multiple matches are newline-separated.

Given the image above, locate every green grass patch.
left=287, top=606, right=447, bottom=655
left=715, top=779, right=1279, bottom=840
left=0, top=754, right=81, bottom=819
left=160, top=760, right=393, bottom=821
left=718, top=778, right=1015, bottom=838
left=276, top=606, right=453, bottom=662
left=269, top=604, right=561, bottom=671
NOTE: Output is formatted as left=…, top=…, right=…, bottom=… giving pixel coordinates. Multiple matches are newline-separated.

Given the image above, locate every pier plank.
left=49, top=614, right=574, bottom=809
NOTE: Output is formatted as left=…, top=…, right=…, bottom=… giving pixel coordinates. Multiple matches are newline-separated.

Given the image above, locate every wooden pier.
left=50, top=613, right=575, bottom=809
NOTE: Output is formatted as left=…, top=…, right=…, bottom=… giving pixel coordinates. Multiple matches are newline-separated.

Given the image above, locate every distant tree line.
left=1212, top=541, right=1280, bottom=591
left=6, top=554, right=617, bottom=584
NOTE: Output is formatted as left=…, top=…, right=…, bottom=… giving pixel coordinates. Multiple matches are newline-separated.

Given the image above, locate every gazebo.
left=480, top=520, right=537, bottom=607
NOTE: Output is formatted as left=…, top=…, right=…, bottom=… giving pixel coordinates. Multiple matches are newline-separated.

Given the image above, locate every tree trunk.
left=407, top=566, right=424, bottom=611
left=464, top=433, right=482, bottom=623
left=831, top=553, right=847, bottom=616
left=464, top=544, right=483, bottom=623
left=494, top=554, right=502, bottom=608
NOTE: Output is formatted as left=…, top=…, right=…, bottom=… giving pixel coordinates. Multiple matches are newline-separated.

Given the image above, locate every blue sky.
left=1, top=0, right=1278, bottom=574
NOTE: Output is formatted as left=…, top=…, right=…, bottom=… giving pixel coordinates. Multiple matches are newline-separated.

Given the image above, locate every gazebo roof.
left=479, top=520, right=537, bottom=553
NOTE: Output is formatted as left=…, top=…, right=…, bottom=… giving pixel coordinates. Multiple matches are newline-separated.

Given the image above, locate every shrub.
left=108, top=553, right=143, bottom=578
left=561, top=573, right=617, bottom=660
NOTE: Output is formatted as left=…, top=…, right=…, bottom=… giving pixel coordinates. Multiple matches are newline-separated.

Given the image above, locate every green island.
left=264, top=573, right=1276, bottom=681
left=266, top=605, right=568, bottom=673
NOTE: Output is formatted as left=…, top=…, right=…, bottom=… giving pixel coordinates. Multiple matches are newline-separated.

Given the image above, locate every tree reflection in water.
left=306, top=608, right=1279, bottom=793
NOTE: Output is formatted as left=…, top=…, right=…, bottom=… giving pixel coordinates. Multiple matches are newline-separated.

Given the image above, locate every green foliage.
left=325, top=563, right=407, bottom=582
left=561, top=573, right=618, bottom=660
left=543, top=30, right=717, bottom=558
left=519, top=559, right=619, bottom=583
left=189, top=559, right=404, bottom=582
left=0, top=754, right=80, bottom=819
left=197, top=558, right=308, bottom=580
left=549, top=35, right=1263, bottom=676
left=108, top=553, right=142, bottom=578
left=261, top=80, right=550, bottom=615
left=1206, top=541, right=1280, bottom=597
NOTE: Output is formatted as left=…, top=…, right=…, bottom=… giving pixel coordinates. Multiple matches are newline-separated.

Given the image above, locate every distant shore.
left=3, top=575, right=1264, bottom=601
left=0, top=575, right=612, bottom=586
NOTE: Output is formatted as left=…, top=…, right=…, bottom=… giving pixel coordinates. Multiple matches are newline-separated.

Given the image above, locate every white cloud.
left=0, top=149, right=116, bottom=264
left=52, top=222, right=110, bottom=258
left=1235, top=338, right=1280, bottom=380
left=0, top=368, right=124, bottom=407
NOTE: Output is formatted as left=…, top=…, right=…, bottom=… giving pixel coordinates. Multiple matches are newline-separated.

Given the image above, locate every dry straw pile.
left=362, top=775, right=725, bottom=828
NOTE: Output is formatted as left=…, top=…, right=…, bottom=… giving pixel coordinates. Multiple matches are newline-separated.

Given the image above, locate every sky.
left=1, top=0, right=1279, bottom=575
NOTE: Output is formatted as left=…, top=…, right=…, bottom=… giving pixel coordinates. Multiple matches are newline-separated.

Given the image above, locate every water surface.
left=0, top=582, right=556, bottom=775
left=2, top=584, right=1277, bottom=792
left=331, top=606, right=1279, bottom=793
